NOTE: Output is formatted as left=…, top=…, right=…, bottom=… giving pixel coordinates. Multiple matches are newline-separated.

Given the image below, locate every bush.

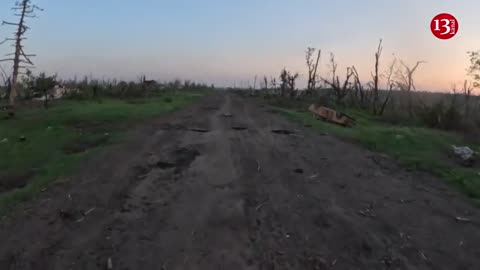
left=380, top=110, right=414, bottom=125
left=163, top=97, right=173, bottom=103
left=420, top=101, right=462, bottom=130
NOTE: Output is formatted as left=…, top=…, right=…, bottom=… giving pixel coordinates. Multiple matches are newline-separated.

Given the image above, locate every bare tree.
left=280, top=69, right=288, bottom=97
left=396, top=60, right=426, bottom=116
left=321, top=53, right=354, bottom=103
left=462, top=80, right=474, bottom=116
left=35, top=72, right=56, bottom=108
left=306, top=47, right=321, bottom=94
left=351, top=66, right=365, bottom=106
left=0, top=0, right=42, bottom=116
left=279, top=68, right=299, bottom=99
left=270, top=77, right=277, bottom=95
left=467, top=50, right=480, bottom=88
left=378, top=58, right=397, bottom=115
left=261, top=76, right=268, bottom=90
left=372, top=39, right=383, bottom=115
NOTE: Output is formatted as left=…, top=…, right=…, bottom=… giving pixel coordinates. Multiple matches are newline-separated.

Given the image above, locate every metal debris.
left=455, top=216, right=472, bottom=223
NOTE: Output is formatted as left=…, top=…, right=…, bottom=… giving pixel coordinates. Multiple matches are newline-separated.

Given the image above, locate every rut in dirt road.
left=1, top=93, right=480, bottom=270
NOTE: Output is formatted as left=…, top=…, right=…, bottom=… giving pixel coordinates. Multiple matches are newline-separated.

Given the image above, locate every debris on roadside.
left=419, top=250, right=430, bottom=261
left=399, top=199, right=416, bottom=204
left=451, top=145, right=476, bottom=167
left=308, top=104, right=355, bottom=127
left=358, top=209, right=376, bottom=218
left=107, top=257, right=113, bottom=270
left=455, top=216, right=472, bottom=223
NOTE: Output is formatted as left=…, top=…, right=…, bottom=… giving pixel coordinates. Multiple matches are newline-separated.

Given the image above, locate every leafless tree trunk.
left=396, top=60, right=426, bottom=116
left=321, top=53, right=354, bottom=103
left=372, top=39, right=383, bottom=115
left=351, top=66, right=365, bottom=106
left=463, top=80, right=474, bottom=116
left=0, top=0, right=42, bottom=116
left=306, top=47, right=321, bottom=95
left=378, top=58, right=397, bottom=116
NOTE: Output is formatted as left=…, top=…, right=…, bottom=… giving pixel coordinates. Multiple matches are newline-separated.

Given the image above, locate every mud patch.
left=173, top=147, right=200, bottom=171
left=146, top=147, right=200, bottom=175
left=188, top=128, right=210, bottom=133
left=0, top=171, right=35, bottom=193
left=232, top=126, right=248, bottom=131
left=156, top=161, right=177, bottom=169
left=294, top=168, right=304, bottom=174
left=271, top=129, right=295, bottom=135
left=221, top=113, right=233, bottom=118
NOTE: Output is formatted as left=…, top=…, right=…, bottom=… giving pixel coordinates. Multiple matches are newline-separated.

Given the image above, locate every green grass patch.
left=0, top=91, right=205, bottom=215
left=277, top=107, right=480, bottom=203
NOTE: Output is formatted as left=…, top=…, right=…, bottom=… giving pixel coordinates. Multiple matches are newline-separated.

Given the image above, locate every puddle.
left=271, top=129, right=294, bottom=135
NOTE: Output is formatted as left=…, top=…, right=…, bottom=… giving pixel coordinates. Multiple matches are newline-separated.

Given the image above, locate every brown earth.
left=0, top=93, right=479, bottom=270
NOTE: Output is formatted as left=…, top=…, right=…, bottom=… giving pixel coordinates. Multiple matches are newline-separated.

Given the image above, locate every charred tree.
left=306, top=47, right=321, bottom=95
left=321, top=53, right=354, bottom=103
left=372, top=39, right=383, bottom=115
left=396, top=60, right=426, bottom=116
left=0, top=0, right=42, bottom=116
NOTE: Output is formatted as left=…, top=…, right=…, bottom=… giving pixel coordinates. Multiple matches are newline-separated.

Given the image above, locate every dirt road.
left=1, top=93, right=479, bottom=270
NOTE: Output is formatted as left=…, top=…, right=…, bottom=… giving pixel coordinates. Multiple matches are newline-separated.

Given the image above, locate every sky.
left=1, top=0, right=480, bottom=91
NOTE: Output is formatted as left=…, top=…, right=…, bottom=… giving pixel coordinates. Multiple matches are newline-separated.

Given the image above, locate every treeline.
left=0, top=72, right=213, bottom=104
left=241, top=40, right=480, bottom=139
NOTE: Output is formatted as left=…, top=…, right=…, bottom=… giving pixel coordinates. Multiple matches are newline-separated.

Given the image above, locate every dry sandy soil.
left=1, top=93, right=479, bottom=270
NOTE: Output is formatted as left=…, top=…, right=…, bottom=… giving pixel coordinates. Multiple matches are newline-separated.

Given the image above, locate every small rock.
left=107, top=257, right=113, bottom=270
left=455, top=216, right=472, bottom=223
left=452, top=145, right=475, bottom=166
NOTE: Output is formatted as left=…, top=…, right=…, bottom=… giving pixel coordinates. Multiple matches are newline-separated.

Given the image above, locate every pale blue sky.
left=1, top=0, right=480, bottom=90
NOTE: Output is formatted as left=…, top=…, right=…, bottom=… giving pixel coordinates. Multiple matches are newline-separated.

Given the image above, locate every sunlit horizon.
left=1, top=0, right=480, bottom=93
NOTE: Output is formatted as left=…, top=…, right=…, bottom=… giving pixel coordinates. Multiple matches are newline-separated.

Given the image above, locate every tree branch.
left=2, top=21, right=19, bottom=26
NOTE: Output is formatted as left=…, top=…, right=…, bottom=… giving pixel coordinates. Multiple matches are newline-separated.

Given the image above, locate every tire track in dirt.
left=1, top=93, right=479, bottom=270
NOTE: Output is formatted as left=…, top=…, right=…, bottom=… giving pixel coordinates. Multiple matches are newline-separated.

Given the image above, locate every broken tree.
left=0, top=0, right=43, bottom=116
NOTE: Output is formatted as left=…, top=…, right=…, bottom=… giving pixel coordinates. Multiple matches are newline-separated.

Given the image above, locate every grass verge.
left=0, top=91, right=205, bottom=215
left=276, top=107, right=480, bottom=204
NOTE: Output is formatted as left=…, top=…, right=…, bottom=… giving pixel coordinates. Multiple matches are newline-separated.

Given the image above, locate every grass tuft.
left=0, top=92, right=205, bottom=215
left=277, top=107, right=480, bottom=203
